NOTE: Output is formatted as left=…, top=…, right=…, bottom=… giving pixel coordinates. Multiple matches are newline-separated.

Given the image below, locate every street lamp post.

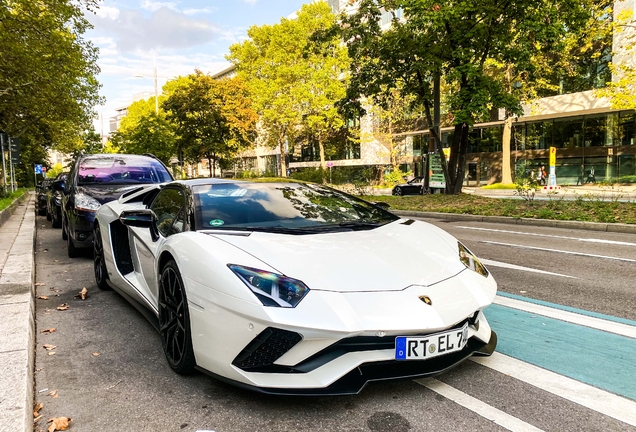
left=134, top=57, right=160, bottom=115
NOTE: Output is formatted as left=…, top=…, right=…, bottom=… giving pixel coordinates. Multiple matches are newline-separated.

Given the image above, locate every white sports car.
left=93, top=178, right=497, bottom=395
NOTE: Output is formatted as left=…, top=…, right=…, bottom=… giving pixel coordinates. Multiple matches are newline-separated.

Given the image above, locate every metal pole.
left=8, top=138, right=15, bottom=192
left=154, top=56, right=159, bottom=115
left=433, top=75, right=440, bottom=152
left=0, top=134, right=7, bottom=193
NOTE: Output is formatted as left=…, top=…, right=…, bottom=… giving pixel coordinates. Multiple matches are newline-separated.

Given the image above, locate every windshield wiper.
left=337, top=221, right=388, bottom=230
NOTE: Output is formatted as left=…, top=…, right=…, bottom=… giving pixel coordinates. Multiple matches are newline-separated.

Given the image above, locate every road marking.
left=472, top=353, right=636, bottom=428
left=481, top=259, right=577, bottom=279
left=457, top=226, right=636, bottom=247
left=416, top=378, right=544, bottom=432
left=494, top=295, right=636, bottom=339
left=480, top=241, right=636, bottom=263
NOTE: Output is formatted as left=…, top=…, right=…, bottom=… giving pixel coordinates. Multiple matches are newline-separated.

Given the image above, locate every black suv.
left=54, top=154, right=173, bottom=257
left=47, top=172, right=68, bottom=228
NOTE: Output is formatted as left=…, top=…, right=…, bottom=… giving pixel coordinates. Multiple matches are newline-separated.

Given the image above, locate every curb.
left=392, top=210, right=636, bottom=234
left=0, top=194, right=36, bottom=432
left=0, top=191, right=28, bottom=229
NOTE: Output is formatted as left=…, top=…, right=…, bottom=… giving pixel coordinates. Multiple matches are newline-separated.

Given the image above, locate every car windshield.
left=78, top=156, right=172, bottom=185
left=193, top=182, right=398, bottom=234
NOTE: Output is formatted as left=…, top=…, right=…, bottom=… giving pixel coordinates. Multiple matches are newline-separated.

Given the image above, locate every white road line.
left=493, top=295, right=636, bottom=339
left=457, top=226, right=636, bottom=247
left=480, top=241, right=636, bottom=263
left=481, top=259, right=577, bottom=279
left=472, top=352, right=636, bottom=427
left=416, top=378, right=545, bottom=432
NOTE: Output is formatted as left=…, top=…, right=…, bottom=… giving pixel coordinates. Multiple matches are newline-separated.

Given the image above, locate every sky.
left=86, top=0, right=309, bottom=134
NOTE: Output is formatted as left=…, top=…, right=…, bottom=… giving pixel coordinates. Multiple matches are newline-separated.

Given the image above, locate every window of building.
left=525, top=121, right=553, bottom=150
left=618, top=112, right=635, bottom=146
left=554, top=116, right=583, bottom=148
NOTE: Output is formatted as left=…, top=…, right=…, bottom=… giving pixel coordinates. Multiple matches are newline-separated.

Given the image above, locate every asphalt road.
left=32, top=214, right=636, bottom=432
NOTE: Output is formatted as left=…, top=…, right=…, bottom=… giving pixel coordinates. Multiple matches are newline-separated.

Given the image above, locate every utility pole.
left=154, top=56, right=159, bottom=115
left=8, top=137, right=15, bottom=192
left=0, top=134, right=7, bottom=193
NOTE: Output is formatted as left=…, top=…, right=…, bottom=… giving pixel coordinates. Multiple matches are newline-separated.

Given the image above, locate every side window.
left=151, top=189, right=184, bottom=237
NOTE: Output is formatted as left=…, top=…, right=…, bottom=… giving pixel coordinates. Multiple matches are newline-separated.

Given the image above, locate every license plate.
left=395, top=323, right=469, bottom=360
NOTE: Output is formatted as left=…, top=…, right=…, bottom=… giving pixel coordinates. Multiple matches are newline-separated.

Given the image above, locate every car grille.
left=232, top=328, right=302, bottom=371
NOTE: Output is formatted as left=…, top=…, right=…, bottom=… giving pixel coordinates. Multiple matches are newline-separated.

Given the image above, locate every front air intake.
left=232, top=328, right=302, bottom=371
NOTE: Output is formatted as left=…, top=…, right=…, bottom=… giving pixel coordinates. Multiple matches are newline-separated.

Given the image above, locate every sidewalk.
left=0, top=193, right=36, bottom=432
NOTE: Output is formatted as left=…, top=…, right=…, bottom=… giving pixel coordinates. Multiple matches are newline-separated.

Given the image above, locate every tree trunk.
left=318, top=133, right=326, bottom=183
left=445, top=123, right=469, bottom=194
left=207, top=155, right=213, bottom=178
left=279, top=140, right=287, bottom=178
left=212, top=154, right=217, bottom=178
left=501, top=117, right=513, bottom=184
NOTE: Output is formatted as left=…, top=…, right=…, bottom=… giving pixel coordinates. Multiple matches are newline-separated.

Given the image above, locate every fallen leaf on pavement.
left=54, top=260, right=59, bottom=262
left=33, top=402, right=43, bottom=417
left=43, top=344, right=56, bottom=351
left=92, top=352, right=100, bottom=356
left=34, top=414, right=43, bottom=423
left=41, top=328, right=56, bottom=334
left=38, top=296, right=49, bottom=300
left=48, top=352, right=56, bottom=356
left=73, top=287, right=88, bottom=300
left=47, top=390, right=58, bottom=398
left=35, top=282, right=46, bottom=286
left=48, top=417, right=72, bottom=432
left=64, top=279, right=72, bottom=281
left=56, top=304, right=69, bottom=311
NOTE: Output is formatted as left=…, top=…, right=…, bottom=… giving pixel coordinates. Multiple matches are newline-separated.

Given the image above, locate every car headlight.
left=75, top=193, right=101, bottom=211
left=458, top=242, right=488, bottom=277
left=228, top=265, right=310, bottom=308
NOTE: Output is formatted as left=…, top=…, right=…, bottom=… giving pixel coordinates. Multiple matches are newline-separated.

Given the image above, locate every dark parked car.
left=47, top=172, right=68, bottom=228
left=36, top=179, right=52, bottom=216
left=392, top=176, right=424, bottom=196
left=54, top=154, right=173, bottom=257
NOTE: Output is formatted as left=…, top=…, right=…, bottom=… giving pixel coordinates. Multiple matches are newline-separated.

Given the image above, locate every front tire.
left=393, top=187, right=402, bottom=196
left=67, top=227, right=81, bottom=258
left=61, top=216, right=68, bottom=239
left=93, top=224, right=110, bottom=290
left=159, top=260, right=196, bottom=375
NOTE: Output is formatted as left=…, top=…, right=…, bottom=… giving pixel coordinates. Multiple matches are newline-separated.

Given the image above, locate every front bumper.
left=69, top=210, right=96, bottom=248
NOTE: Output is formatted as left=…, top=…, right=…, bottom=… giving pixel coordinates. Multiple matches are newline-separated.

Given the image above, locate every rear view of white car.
left=93, top=179, right=497, bottom=395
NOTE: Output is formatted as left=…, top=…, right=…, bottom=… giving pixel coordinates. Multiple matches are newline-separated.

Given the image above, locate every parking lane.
left=33, top=215, right=636, bottom=432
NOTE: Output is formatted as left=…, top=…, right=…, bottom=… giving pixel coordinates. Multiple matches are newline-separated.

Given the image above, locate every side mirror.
left=371, top=201, right=391, bottom=210
left=52, top=180, right=66, bottom=193
left=119, top=209, right=159, bottom=241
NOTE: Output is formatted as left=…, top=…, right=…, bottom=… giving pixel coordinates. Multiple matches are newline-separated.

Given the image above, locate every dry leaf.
left=38, top=296, right=49, bottom=300
left=41, top=328, right=56, bottom=334
left=56, top=304, right=69, bottom=311
left=54, top=260, right=59, bottom=262
left=47, top=390, right=58, bottom=399
left=48, top=352, right=56, bottom=356
left=92, top=352, right=100, bottom=356
left=74, top=287, right=88, bottom=300
left=64, top=279, right=72, bottom=281
left=43, top=344, right=56, bottom=351
left=34, top=414, right=43, bottom=423
left=48, top=417, right=72, bottom=432
left=35, top=282, right=46, bottom=286
left=33, top=402, right=43, bottom=417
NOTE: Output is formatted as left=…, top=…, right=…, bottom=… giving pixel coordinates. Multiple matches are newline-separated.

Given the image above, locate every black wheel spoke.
left=159, top=264, right=190, bottom=368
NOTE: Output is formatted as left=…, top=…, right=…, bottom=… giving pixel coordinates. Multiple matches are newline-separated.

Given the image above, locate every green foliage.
left=335, top=0, right=609, bottom=194
left=384, top=168, right=411, bottom=187
left=228, top=1, right=349, bottom=174
left=163, top=71, right=258, bottom=177
left=290, top=166, right=378, bottom=185
left=46, top=163, right=64, bottom=179
left=514, top=178, right=540, bottom=201
left=0, top=0, right=102, bottom=157
left=0, top=188, right=27, bottom=210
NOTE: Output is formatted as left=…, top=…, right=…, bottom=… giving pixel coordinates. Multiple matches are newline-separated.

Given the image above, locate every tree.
left=163, top=71, right=258, bottom=177
left=228, top=1, right=349, bottom=176
left=0, top=0, right=102, bottom=149
left=110, top=98, right=179, bottom=165
left=336, top=0, right=604, bottom=193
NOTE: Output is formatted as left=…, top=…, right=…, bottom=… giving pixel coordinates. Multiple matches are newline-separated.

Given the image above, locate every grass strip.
left=0, top=189, right=27, bottom=212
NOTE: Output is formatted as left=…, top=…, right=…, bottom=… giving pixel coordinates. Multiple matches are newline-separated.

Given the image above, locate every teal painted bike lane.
left=485, top=303, right=636, bottom=401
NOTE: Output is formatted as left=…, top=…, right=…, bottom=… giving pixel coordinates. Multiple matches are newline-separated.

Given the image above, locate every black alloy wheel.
left=393, top=187, right=402, bottom=196
left=159, top=260, right=196, bottom=375
left=46, top=207, right=52, bottom=221
left=51, top=208, right=61, bottom=228
left=93, top=225, right=110, bottom=290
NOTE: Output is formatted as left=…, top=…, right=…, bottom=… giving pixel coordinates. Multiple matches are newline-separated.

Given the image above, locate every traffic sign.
left=35, top=164, right=43, bottom=175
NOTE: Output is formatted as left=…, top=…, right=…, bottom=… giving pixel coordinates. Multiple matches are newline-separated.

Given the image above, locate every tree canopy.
left=0, top=0, right=102, bottom=185
left=163, top=71, right=258, bottom=177
left=335, top=0, right=611, bottom=193
left=228, top=1, right=349, bottom=175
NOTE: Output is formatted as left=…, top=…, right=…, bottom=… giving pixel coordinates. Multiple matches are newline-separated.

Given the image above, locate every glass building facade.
left=406, top=110, right=636, bottom=185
